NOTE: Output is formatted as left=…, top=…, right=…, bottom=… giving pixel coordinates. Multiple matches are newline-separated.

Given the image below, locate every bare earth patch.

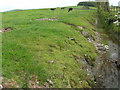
left=77, top=26, right=85, bottom=29
left=0, top=27, right=12, bottom=32
left=36, top=18, right=58, bottom=21
left=29, top=75, right=43, bottom=88
left=29, top=75, right=51, bottom=88
left=3, top=79, right=19, bottom=88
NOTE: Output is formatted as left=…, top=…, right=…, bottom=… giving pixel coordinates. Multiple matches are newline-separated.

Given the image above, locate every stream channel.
left=93, top=19, right=120, bottom=88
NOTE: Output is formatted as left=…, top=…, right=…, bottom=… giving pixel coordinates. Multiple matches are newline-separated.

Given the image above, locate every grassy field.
left=2, top=6, right=97, bottom=88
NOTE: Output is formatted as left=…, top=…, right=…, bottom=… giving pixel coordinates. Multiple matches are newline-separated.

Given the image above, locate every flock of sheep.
left=50, top=7, right=73, bottom=12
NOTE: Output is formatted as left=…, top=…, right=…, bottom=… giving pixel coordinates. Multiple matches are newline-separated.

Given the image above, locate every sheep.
left=68, top=8, right=73, bottom=12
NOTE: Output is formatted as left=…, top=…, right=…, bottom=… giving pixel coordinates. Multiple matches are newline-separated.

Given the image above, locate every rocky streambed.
left=80, top=28, right=119, bottom=88
left=87, top=18, right=120, bottom=88
left=93, top=40, right=119, bottom=88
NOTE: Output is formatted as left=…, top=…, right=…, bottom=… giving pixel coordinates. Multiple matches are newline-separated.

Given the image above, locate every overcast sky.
left=0, top=0, right=119, bottom=12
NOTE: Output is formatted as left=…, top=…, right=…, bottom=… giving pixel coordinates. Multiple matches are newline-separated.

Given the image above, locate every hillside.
left=2, top=6, right=108, bottom=88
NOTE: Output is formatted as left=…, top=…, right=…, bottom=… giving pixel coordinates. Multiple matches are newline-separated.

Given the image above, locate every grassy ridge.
left=2, top=7, right=97, bottom=88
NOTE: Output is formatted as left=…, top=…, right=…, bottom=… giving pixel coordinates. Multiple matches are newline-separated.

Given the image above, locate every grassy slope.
left=2, top=7, right=97, bottom=88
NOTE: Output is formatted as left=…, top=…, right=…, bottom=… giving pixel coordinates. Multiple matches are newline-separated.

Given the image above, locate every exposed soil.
left=28, top=75, right=45, bottom=88
left=2, top=76, right=50, bottom=88
left=0, top=27, right=12, bottom=32
left=36, top=18, right=58, bottom=21
left=2, top=79, right=19, bottom=88
left=77, top=26, right=86, bottom=29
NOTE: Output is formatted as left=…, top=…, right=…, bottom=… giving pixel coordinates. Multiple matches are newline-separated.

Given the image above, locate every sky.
left=0, top=0, right=119, bottom=12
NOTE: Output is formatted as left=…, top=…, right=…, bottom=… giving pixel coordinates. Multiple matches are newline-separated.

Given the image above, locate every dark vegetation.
left=78, top=1, right=109, bottom=12
left=77, top=2, right=96, bottom=7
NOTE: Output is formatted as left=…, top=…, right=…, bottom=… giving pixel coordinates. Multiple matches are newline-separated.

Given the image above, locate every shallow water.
left=94, top=40, right=119, bottom=88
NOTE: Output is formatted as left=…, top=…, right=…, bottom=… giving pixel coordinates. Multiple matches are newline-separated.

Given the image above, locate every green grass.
left=2, top=6, right=97, bottom=88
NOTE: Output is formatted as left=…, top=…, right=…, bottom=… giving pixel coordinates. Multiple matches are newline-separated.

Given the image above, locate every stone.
left=68, top=38, right=75, bottom=40
left=77, top=26, right=83, bottom=29
left=81, top=31, right=88, bottom=37
left=47, top=79, right=53, bottom=85
left=49, top=60, right=54, bottom=64
left=98, top=75, right=102, bottom=78
left=104, top=45, right=109, bottom=50
left=87, top=37, right=94, bottom=42
left=97, top=44, right=103, bottom=47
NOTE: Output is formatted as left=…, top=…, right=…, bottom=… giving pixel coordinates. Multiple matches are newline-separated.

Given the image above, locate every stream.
left=93, top=19, right=120, bottom=88
left=94, top=40, right=119, bottom=88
